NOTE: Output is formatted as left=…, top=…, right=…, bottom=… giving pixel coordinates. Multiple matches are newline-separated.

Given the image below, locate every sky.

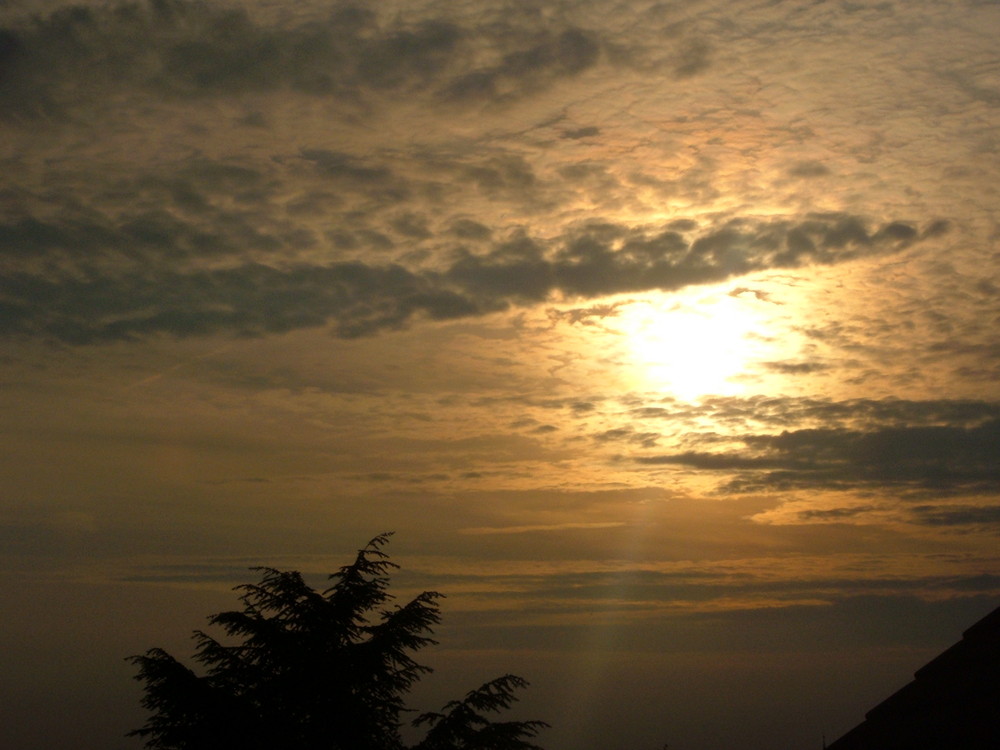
left=1, top=0, right=999, bottom=748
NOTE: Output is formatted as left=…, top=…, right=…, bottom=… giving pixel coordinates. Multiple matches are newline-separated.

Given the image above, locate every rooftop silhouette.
left=826, top=603, right=1000, bottom=749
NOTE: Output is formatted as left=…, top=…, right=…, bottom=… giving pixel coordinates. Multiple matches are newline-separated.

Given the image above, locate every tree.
left=128, top=533, right=547, bottom=750
left=412, top=675, right=546, bottom=750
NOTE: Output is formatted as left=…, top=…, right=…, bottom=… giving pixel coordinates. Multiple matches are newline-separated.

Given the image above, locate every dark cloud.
left=630, top=395, right=1000, bottom=431
left=761, top=360, right=830, bottom=374
left=921, top=219, right=951, bottom=238
left=638, top=452, right=783, bottom=470
left=457, top=155, right=537, bottom=195
left=637, top=417, right=1000, bottom=495
left=0, top=261, right=483, bottom=343
left=909, top=504, right=1000, bottom=527
left=389, top=213, right=432, bottom=240
left=595, top=426, right=660, bottom=447
left=0, top=211, right=936, bottom=343
left=449, top=219, right=492, bottom=241
left=0, top=0, right=646, bottom=121
left=297, top=149, right=414, bottom=209
left=443, top=214, right=925, bottom=305
left=728, top=286, right=775, bottom=302
left=354, top=230, right=394, bottom=251
left=787, top=161, right=830, bottom=178
left=440, top=27, right=600, bottom=102
left=300, top=149, right=396, bottom=185
left=547, top=302, right=623, bottom=326
left=0, top=207, right=283, bottom=264
left=798, top=506, right=878, bottom=520
left=670, top=37, right=712, bottom=77
left=789, top=502, right=1000, bottom=531
left=561, top=126, right=600, bottom=139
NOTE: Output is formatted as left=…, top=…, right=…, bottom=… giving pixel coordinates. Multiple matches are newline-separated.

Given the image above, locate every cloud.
left=759, top=497, right=1000, bottom=532
left=787, top=161, right=830, bottom=178
left=0, top=0, right=667, bottom=121
left=561, top=126, right=600, bottom=140
left=459, top=522, right=627, bottom=535
left=637, top=417, right=1000, bottom=496
left=761, top=361, right=831, bottom=374
left=0, top=2, right=963, bottom=352
left=628, top=395, right=1000, bottom=431
left=798, top=506, right=878, bottom=520
left=439, top=26, right=601, bottom=102
left=594, top=426, right=660, bottom=448
left=0, top=261, right=481, bottom=343
left=444, top=213, right=923, bottom=302
left=909, top=504, right=1000, bottom=528
left=449, top=219, right=493, bottom=241
left=402, top=555, right=1000, bottom=619
left=547, top=302, right=624, bottom=327
left=0, top=210, right=932, bottom=344
left=300, top=149, right=398, bottom=185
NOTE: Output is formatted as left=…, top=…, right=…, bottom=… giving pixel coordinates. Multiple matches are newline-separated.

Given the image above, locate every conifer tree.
left=129, top=533, right=547, bottom=750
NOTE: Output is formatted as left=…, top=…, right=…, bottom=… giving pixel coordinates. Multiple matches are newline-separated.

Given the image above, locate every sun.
left=616, top=289, right=770, bottom=400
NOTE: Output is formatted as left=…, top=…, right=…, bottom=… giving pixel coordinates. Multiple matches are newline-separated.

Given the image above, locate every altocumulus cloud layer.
left=0, top=0, right=997, bottom=621
left=0, top=0, right=948, bottom=343
left=2, top=0, right=998, bottom=606
left=1, top=2, right=999, bottom=750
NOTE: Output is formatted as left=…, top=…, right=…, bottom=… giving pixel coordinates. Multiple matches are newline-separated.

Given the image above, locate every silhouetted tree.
left=129, top=533, right=547, bottom=750
left=413, top=675, right=547, bottom=750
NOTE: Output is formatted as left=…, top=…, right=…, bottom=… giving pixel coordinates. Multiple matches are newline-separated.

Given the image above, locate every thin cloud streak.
left=459, top=522, right=628, bottom=535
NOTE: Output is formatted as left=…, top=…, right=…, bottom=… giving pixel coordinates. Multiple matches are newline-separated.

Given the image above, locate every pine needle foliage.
left=413, top=675, right=548, bottom=750
left=128, top=533, right=546, bottom=750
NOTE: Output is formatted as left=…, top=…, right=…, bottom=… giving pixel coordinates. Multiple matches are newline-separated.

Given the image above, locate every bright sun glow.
left=617, top=290, right=771, bottom=400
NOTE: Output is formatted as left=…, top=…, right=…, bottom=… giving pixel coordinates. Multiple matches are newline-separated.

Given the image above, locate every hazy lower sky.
left=2, top=1, right=999, bottom=749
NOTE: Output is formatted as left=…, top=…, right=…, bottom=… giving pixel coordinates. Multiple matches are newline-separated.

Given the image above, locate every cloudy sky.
left=2, top=0, right=999, bottom=748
